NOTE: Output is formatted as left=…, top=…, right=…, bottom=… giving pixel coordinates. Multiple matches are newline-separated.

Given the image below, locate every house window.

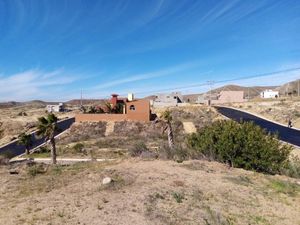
left=173, top=96, right=177, bottom=99
left=129, top=105, right=135, bottom=111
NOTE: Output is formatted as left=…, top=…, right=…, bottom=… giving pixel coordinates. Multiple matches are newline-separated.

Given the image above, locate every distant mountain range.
left=0, top=100, right=57, bottom=108
left=1, top=79, right=299, bottom=106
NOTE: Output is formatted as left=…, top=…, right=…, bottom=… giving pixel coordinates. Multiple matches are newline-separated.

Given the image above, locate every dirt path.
left=105, top=121, right=115, bottom=136
left=182, top=122, right=197, bottom=134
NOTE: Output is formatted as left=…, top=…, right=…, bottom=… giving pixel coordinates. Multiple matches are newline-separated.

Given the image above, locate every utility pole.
left=207, top=80, right=215, bottom=106
left=248, top=87, right=250, bottom=100
left=80, top=89, right=83, bottom=108
left=298, top=79, right=300, bottom=97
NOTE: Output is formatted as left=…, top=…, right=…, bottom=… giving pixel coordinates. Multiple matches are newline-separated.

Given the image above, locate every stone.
left=9, top=169, right=19, bottom=175
left=102, top=177, right=112, bottom=185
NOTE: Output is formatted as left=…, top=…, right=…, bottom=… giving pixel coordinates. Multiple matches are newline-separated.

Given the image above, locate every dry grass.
left=0, top=159, right=299, bottom=225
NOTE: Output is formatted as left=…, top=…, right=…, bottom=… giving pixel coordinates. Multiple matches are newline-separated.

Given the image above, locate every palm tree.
left=154, top=110, right=175, bottom=149
left=17, top=132, right=33, bottom=155
left=104, top=102, right=113, bottom=113
left=36, top=113, right=59, bottom=164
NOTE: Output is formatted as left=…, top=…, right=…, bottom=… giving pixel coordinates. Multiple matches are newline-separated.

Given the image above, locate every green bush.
left=38, top=146, right=50, bottom=153
left=73, top=143, right=85, bottom=152
left=27, top=164, right=46, bottom=176
left=187, top=120, right=292, bottom=174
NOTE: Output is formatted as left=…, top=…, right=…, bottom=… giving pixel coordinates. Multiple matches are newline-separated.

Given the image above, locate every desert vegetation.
left=187, top=120, right=299, bottom=177
left=1, top=105, right=300, bottom=224
left=36, top=114, right=60, bottom=164
left=0, top=159, right=299, bottom=225
left=17, top=132, right=33, bottom=155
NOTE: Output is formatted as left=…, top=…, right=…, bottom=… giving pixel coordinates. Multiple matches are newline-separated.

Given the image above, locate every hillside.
left=65, top=99, right=106, bottom=106
left=232, top=99, right=300, bottom=129
left=209, top=84, right=278, bottom=98
left=0, top=159, right=299, bottom=225
left=0, top=100, right=57, bottom=109
left=278, top=79, right=300, bottom=96
left=180, top=85, right=278, bottom=103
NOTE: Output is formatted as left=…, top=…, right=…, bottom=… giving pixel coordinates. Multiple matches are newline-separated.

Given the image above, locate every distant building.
left=260, top=90, right=279, bottom=99
left=152, top=92, right=183, bottom=107
left=196, top=93, right=218, bottom=104
left=197, top=91, right=245, bottom=105
left=217, top=91, right=245, bottom=103
left=46, top=103, right=65, bottom=113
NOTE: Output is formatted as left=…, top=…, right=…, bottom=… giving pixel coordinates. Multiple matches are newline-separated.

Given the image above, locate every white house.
left=260, top=90, right=279, bottom=99
left=46, top=103, right=65, bottom=113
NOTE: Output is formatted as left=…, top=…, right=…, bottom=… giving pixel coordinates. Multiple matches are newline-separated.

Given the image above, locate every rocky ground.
left=231, top=98, right=300, bottom=129
left=0, top=159, right=299, bottom=225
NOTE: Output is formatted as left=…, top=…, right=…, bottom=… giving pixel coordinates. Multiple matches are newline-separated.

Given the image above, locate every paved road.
left=0, top=117, right=75, bottom=158
left=215, top=106, right=300, bottom=147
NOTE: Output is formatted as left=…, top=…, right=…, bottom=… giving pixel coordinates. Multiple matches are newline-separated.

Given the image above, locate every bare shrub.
left=281, top=156, right=300, bottom=179
left=0, top=154, right=10, bottom=165
left=129, top=142, right=150, bottom=157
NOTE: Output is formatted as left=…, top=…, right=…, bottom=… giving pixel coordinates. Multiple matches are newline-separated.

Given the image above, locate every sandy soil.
left=0, top=159, right=299, bottom=225
left=182, top=122, right=197, bottom=134
left=231, top=99, right=300, bottom=129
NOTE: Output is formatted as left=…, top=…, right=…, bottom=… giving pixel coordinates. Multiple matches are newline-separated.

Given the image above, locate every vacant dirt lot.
left=231, top=98, right=300, bottom=129
left=0, top=159, right=299, bottom=225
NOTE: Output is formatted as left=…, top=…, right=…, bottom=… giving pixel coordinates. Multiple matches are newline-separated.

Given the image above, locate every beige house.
left=197, top=91, right=245, bottom=105
left=215, top=91, right=245, bottom=104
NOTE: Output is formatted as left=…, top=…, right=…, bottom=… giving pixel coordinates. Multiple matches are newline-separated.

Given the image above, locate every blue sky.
left=0, top=0, right=299, bottom=101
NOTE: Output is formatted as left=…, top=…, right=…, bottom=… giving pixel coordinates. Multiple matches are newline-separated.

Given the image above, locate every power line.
left=84, top=67, right=300, bottom=99
left=129, top=67, right=300, bottom=96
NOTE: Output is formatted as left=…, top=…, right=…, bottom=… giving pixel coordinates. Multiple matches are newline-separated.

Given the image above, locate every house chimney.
left=110, top=94, right=118, bottom=107
left=128, top=93, right=134, bottom=101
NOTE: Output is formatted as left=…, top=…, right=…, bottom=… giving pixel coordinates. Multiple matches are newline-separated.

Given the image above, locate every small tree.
left=17, top=132, right=33, bottom=155
left=36, top=114, right=59, bottom=164
left=154, top=110, right=175, bottom=149
left=105, top=102, right=113, bottom=113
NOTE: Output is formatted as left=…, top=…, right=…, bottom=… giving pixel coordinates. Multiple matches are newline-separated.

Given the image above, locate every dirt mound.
left=59, top=122, right=107, bottom=144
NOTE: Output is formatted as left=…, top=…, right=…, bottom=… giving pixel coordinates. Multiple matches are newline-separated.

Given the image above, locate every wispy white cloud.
left=0, top=69, right=82, bottom=101
left=89, top=64, right=300, bottom=98
left=93, top=61, right=202, bottom=90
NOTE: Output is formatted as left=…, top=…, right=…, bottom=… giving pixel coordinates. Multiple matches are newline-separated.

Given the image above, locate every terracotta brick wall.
left=126, top=99, right=150, bottom=122
left=75, top=99, right=151, bottom=122
left=75, top=114, right=127, bottom=122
